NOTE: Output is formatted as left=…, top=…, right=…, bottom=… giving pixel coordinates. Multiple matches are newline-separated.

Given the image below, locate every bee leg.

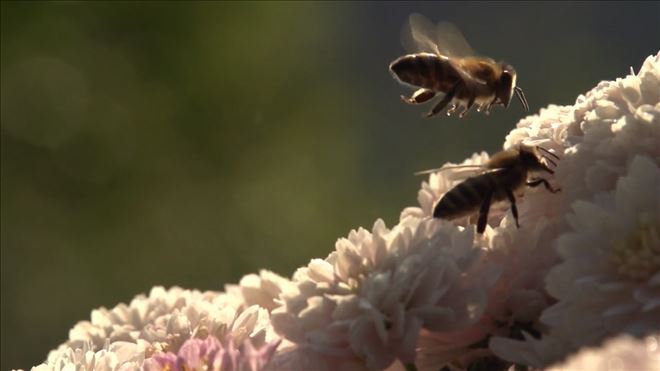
left=527, top=178, right=561, bottom=193
left=484, top=96, right=497, bottom=115
left=505, top=189, right=520, bottom=228
left=425, top=86, right=457, bottom=117
left=459, top=96, right=476, bottom=118
left=402, top=89, right=436, bottom=105
left=477, top=190, right=494, bottom=234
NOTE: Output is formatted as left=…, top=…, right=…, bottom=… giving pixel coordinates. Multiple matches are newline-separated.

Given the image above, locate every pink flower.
left=39, top=286, right=277, bottom=371
left=145, top=335, right=281, bottom=371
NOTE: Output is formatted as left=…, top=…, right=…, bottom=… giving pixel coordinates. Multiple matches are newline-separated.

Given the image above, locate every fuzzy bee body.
left=427, top=145, right=560, bottom=233
left=390, top=53, right=499, bottom=112
left=434, top=166, right=526, bottom=221
left=390, top=14, right=529, bottom=118
left=390, top=53, right=461, bottom=92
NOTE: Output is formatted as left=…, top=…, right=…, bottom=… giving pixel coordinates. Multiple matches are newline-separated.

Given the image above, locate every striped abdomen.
left=433, top=169, right=525, bottom=220
left=389, top=53, right=461, bottom=92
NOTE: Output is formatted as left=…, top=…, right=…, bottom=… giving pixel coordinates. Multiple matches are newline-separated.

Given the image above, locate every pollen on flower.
left=610, top=214, right=660, bottom=281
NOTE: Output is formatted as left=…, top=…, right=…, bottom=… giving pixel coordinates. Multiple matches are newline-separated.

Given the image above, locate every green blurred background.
left=1, top=1, right=658, bottom=369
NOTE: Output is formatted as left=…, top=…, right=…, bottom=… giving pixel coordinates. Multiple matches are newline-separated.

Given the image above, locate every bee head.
left=497, top=64, right=517, bottom=108
left=499, top=63, right=529, bottom=111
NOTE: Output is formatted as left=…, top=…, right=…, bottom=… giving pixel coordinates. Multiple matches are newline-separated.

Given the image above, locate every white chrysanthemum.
left=268, top=341, right=371, bottom=371
left=397, top=117, right=568, bottom=370
left=486, top=53, right=660, bottom=368
left=399, top=106, right=571, bottom=371
left=503, top=104, right=574, bottom=153
left=544, top=156, right=659, bottom=355
left=400, top=217, right=563, bottom=371
left=271, top=217, right=497, bottom=370
left=40, top=286, right=276, bottom=371
left=483, top=218, right=560, bottom=325
left=547, top=334, right=660, bottom=371
left=505, top=53, right=660, bottom=222
left=491, top=156, right=660, bottom=367
left=225, top=270, right=291, bottom=312
left=33, top=340, right=147, bottom=371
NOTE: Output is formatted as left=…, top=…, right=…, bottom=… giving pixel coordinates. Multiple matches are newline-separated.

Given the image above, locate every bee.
left=389, top=14, right=529, bottom=118
left=417, top=145, right=560, bottom=234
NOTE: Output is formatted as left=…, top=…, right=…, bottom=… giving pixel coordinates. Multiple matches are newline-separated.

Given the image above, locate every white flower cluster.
left=27, top=53, right=659, bottom=371
left=270, top=217, right=497, bottom=370
left=32, top=281, right=287, bottom=371
left=546, top=334, right=660, bottom=371
left=65, top=286, right=274, bottom=353
left=33, top=341, right=147, bottom=371
left=489, top=52, right=660, bottom=368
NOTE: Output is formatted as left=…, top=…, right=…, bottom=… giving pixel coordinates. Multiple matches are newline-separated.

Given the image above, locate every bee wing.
left=433, top=21, right=476, bottom=58
left=415, top=165, right=509, bottom=184
left=401, top=14, right=476, bottom=58
left=401, top=13, right=441, bottom=55
left=401, top=14, right=486, bottom=86
left=414, top=164, right=487, bottom=177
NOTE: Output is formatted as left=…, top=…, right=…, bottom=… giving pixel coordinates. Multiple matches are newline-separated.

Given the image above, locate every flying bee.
left=416, top=144, right=560, bottom=234
left=389, top=14, right=529, bottom=118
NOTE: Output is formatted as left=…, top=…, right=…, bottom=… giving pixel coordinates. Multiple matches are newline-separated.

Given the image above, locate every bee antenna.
left=514, top=86, right=529, bottom=111
left=537, top=146, right=560, bottom=160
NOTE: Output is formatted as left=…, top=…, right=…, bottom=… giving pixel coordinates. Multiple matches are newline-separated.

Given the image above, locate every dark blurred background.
left=1, top=1, right=658, bottom=369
